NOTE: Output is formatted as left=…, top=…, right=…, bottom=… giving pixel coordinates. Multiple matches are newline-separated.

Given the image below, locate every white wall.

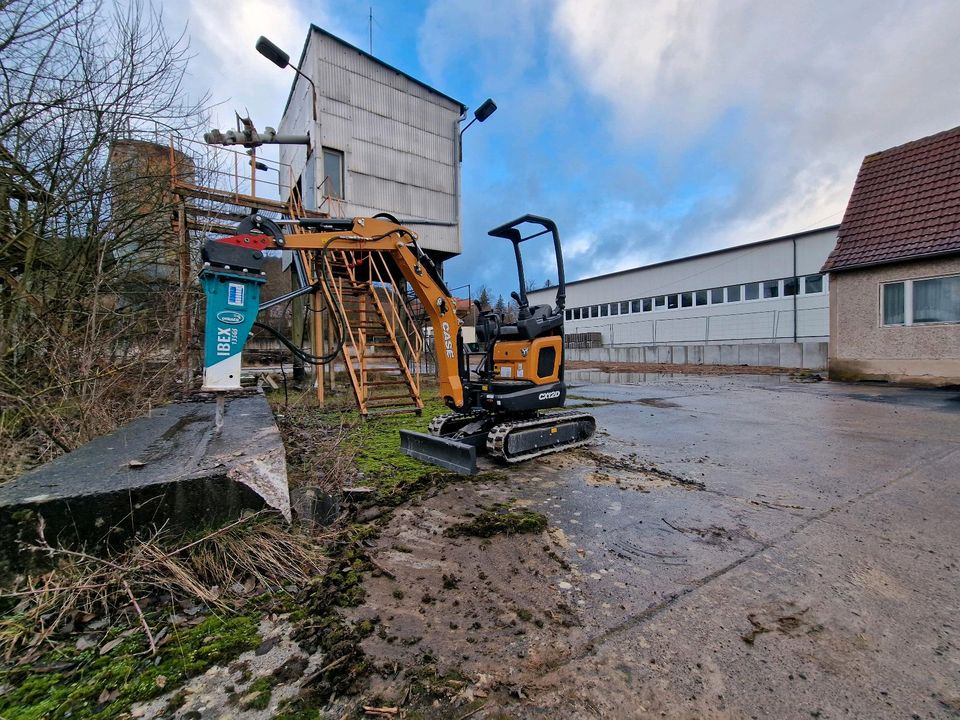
left=529, top=227, right=837, bottom=346
left=278, top=29, right=463, bottom=258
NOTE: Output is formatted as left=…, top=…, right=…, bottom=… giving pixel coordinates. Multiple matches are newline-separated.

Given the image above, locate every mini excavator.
left=199, top=213, right=595, bottom=474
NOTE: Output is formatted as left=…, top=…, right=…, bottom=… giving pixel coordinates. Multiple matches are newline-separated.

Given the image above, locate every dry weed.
left=0, top=512, right=332, bottom=660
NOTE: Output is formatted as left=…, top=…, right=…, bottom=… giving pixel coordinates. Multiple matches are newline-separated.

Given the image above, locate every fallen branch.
left=122, top=580, right=156, bottom=655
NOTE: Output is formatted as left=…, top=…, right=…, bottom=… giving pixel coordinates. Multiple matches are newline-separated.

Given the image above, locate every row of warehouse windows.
left=881, top=274, right=960, bottom=326
left=564, top=274, right=825, bottom=321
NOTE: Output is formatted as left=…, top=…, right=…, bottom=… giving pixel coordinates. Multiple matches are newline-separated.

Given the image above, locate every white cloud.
left=553, top=0, right=960, bottom=248
left=161, top=0, right=317, bottom=133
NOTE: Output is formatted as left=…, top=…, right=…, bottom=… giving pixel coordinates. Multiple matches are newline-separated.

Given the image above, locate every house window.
left=725, top=285, right=741, bottom=302
left=573, top=308, right=581, bottom=320
left=804, top=274, right=824, bottom=294
left=610, top=302, right=619, bottom=316
left=643, top=297, right=652, bottom=312
left=882, top=282, right=905, bottom=325
left=322, top=148, right=344, bottom=199
left=631, top=299, right=642, bottom=313
left=783, top=277, right=799, bottom=296
left=695, top=290, right=708, bottom=306
left=654, top=296, right=666, bottom=309
left=710, top=287, right=724, bottom=304
left=592, top=305, right=600, bottom=318
left=565, top=310, right=572, bottom=320
left=667, top=294, right=679, bottom=309
left=620, top=301, right=630, bottom=314
left=600, top=304, right=609, bottom=317
left=913, top=276, right=960, bottom=323
left=680, top=292, right=693, bottom=307
left=762, top=280, right=780, bottom=299
left=744, top=283, right=760, bottom=301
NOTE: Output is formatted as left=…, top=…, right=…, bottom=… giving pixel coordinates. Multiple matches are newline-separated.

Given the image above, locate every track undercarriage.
left=399, top=410, right=596, bottom=475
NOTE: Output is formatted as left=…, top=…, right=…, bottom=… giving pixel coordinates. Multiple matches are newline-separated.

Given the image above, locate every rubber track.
left=428, top=412, right=485, bottom=437
left=486, top=410, right=596, bottom=464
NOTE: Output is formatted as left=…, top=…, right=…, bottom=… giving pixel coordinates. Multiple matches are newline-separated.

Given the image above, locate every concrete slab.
left=803, top=341, right=828, bottom=369
left=758, top=342, right=780, bottom=367
left=0, top=392, right=289, bottom=570
left=739, top=344, right=760, bottom=366
left=670, top=345, right=687, bottom=364
left=352, top=372, right=960, bottom=717
left=687, top=345, right=704, bottom=365
left=780, top=341, right=803, bottom=368
left=719, top=343, right=739, bottom=365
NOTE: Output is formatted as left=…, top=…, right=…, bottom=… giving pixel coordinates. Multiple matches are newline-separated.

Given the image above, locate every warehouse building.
left=276, top=25, right=466, bottom=262
left=527, top=225, right=838, bottom=369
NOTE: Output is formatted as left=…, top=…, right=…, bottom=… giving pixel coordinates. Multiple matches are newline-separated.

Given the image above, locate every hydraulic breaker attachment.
left=199, top=239, right=267, bottom=391
left=399, top=430, right=478, bottom=476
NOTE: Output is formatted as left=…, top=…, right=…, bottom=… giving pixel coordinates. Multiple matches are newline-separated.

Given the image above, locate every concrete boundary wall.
left=566, top=342, right=828, bottom=370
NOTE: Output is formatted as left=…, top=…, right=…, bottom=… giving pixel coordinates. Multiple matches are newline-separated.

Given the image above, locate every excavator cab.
left=459, top=216, right=568, bottom=414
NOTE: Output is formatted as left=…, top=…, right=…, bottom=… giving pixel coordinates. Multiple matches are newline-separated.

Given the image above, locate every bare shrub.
left=0, top=0, right=209, bottom=479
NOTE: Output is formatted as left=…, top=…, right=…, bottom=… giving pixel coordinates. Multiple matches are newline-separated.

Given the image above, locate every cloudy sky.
left=162, top=0, right=960, bottom=298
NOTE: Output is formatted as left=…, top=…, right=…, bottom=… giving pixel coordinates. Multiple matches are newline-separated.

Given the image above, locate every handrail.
left=365, top=253, right=422, bottom=409
left=369, top=252, right=423, bottom=394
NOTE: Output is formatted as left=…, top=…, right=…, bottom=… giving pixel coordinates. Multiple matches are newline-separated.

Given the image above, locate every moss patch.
left=445, top=506, right=548, bottom=539
left=240, top=675, right=274, bottom=710
left=0, top=614, right=260, bottom=720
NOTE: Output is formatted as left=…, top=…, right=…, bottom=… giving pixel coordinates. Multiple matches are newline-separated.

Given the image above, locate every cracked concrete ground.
left=351, top=371, right=960, bottom=719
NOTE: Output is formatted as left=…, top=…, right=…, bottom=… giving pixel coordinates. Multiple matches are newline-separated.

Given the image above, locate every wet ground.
left=349, top=371, right=960, bottom=719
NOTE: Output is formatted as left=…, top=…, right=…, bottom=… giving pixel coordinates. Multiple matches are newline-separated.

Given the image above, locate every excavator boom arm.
left=200, top=216, right=465, bottom=408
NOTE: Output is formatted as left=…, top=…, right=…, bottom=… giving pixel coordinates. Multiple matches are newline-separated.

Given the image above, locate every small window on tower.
left=322, top=148, right=344, bottom=199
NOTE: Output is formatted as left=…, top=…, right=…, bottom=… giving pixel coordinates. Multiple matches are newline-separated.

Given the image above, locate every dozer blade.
left=399, top=430, right=478, bottom=476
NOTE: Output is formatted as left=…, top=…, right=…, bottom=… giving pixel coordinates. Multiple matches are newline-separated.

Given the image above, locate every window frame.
left=321, top=147, right=345, bottom=199
left=881, top=273, right=960, bottom=327
left=803, top=274, right=825, bottom=295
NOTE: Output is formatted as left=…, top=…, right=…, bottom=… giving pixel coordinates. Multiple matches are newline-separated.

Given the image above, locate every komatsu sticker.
left=441, top=321, right=455, bottom=358
left=216, top=310, right=244, bottom=324
left=227, top=283, right=245, bottom=307
left=538, top=390, right=561, bottom=400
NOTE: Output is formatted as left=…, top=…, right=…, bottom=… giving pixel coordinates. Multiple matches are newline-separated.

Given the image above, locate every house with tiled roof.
left=822, top=125, right=960, bottom=384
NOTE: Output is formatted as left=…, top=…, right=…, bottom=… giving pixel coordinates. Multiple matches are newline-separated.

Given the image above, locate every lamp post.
left=459, top=98, right=497, bottom=161
left=255, top=36, right=318, bottom=124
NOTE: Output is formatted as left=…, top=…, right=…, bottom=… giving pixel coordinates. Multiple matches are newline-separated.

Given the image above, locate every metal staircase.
left=317, top=249, right=424, bottom=416
left=285, top=181, right=424, bottom=417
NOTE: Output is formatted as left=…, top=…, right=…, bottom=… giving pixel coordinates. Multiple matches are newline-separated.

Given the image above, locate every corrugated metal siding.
left=278, top=30, right=462, bottom=256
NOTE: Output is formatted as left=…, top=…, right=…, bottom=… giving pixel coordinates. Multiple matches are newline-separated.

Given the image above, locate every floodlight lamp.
left=474, top=98, right=497, bottom=122
left=256, top=36, right=290, bottom=69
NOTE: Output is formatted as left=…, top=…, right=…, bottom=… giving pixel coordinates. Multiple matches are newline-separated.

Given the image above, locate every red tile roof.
left=822, top=125, right=960, bottom=272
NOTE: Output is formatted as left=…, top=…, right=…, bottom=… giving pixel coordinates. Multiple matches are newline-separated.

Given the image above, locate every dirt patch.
left=567, top=360, right=795, bottom=375
left=573, top=448, right=706, bottom=491
left=740, top=603, right=823, bottom=645
left=341, top=480, right=588, bottom=714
